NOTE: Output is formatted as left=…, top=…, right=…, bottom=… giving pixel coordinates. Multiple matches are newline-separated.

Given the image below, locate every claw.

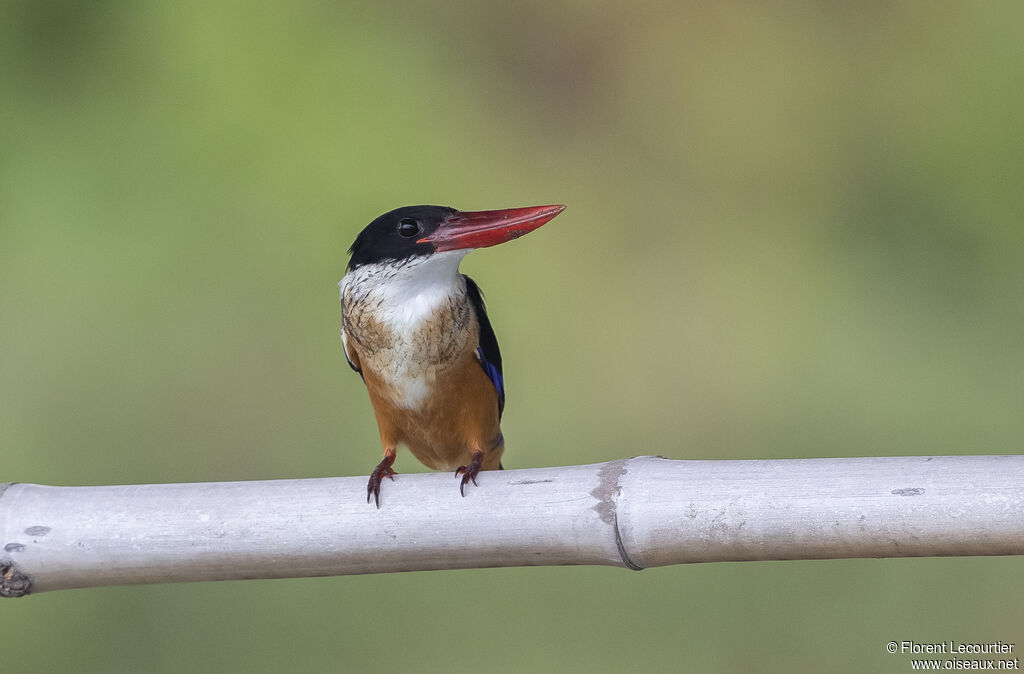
left=455, top=450, right=485, bottom=497
left=366, top=454, right=397, bottom=508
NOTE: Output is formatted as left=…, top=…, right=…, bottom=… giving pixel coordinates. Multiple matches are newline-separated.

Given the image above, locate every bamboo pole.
left=2, top=455, right=1023, bottom=597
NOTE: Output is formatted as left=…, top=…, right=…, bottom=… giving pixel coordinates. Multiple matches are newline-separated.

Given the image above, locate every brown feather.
left=361, top=352, right=503, bottom=471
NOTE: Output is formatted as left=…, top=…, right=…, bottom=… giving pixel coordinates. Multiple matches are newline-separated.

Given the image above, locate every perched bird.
left=340, top=204, right=565, bottom=506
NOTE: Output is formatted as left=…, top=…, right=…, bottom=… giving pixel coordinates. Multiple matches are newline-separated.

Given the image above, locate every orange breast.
left=361, top=351, right=504, bottom=472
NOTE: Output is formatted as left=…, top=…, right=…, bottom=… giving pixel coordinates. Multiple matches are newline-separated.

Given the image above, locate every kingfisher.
left=339, top=203, right=566, bottom=507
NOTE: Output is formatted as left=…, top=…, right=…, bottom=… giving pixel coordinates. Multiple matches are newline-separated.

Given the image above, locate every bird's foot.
left=454, top=450, right=485, bottom=497
left=367, top=454, right=397, bottom=508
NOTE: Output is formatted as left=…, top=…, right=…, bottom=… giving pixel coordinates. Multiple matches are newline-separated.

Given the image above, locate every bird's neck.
left=341, top=251, right=470, bottom=330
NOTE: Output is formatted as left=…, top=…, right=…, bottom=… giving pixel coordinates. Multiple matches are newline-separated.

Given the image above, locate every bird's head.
left=347, top=204, right=565, bottom=272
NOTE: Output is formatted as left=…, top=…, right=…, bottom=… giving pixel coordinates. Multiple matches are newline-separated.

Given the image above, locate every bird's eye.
left=397, top=218, right=421, bottom=238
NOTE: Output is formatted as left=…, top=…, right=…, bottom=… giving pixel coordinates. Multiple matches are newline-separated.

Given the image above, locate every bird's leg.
left=454, top=450, right=485, bottom=497
left=367, top=449, right=397, bottom=508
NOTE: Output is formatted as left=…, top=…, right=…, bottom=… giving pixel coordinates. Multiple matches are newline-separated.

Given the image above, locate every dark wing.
left=463, top=275, right=505, bottom=418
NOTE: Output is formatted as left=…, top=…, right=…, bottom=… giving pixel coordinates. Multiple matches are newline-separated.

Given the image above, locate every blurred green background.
left=2, top=1, right=1022, bottom=671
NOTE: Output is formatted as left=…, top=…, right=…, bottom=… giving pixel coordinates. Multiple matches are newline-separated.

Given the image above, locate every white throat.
left=339, top=250, right=470, bottom=330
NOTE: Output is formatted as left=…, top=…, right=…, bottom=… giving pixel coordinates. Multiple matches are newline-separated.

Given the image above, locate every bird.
left=339, top=203, right=565, bottom=507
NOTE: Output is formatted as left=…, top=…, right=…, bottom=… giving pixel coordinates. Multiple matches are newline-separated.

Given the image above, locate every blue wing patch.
left=477, top=346, right=505, bottom=414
